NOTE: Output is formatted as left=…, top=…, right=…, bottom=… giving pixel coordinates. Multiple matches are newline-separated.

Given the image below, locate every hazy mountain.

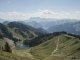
left=48, top=21, right=80, bottom=35
left=25, top=17, right=80, bottom=30
left=0, top=18, right=6, bottom=23
left=25, top=21, right=42, bottom=29
left=20, top=21, right=48, bottom=34
left=3, top=21, right=10, bottom=25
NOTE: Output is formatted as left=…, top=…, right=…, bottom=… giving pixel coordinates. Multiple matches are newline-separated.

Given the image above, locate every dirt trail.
left=50, top=36, right=65, bottom=57
left=51, top=37, right=59, bottom=56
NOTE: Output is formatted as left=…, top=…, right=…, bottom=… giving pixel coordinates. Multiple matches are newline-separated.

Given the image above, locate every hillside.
left=0, top=50, right=35, bottom=60
left=30, top=32, right=80, bottom=60
left=0, top=22, right=44, bottom=60
left=7, top=22, right=38, bottom=40
left=0, top=21, right=42, bottom=47
left=0, top=23, right=13, bottom=39
left=0, top=21, right=80, bottom=60
left=25, top=32, right=65, bottom=47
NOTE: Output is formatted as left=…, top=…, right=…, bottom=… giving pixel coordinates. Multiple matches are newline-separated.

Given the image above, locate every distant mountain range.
left=0, top=18, right=80, bottom=60
left=0, top=17, right=80, bottom=35
left=23, top=17, right=80, bottom=35
left=25, top=17, right=78, bottom=29
left=48, top=21, right=80, bottom=35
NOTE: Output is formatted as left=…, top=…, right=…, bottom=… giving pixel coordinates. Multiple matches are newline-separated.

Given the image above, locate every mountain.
left=48, top=21, right=80, bottom=35
left=30, top=32, right=80, bottom=60
left=0, top=23, right=13, bottom=39
left=25, top=17, right=79, bottom=29
left=7, top=21, right=38, bottom=39
left=0, top=19, right=80, bottom=60
left=0, top=21, right=44, bottom=50
left=25, top=32, right=65, bottom=47
left=3, top=21, right=10, bottom=25
left=0, top=23, right=15, bottom=54
left=25, top=21, right=48, bottom=33
left=0, top=18, right=6, bottom=23
left=25, top=21, right=42, bottom=29
left=0, top=21, right=45, bottom=60
left=8, top=21, right=48, bottom=35
left=22, top=20, right=48, bottom=34
left=0, top=21, right=80, bottom=60
left=0, top=21, right=48, bottom=50
left=24, top=17, right=80, bottom=35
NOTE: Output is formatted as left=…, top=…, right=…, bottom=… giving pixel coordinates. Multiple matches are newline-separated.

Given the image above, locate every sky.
left=0, top=0, right=80, bottom=20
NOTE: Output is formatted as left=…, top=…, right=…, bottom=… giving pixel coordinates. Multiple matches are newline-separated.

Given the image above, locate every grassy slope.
left=0, top=38, right=34, bottom=60
left=30, top=37, right=57, bottom=59
left=8, top=27, right=38, bottom=46
left=8, top=27, right=37, bottom=40
left=0, top=22, right=39, bottom=60
left=31, top=34, right=80, bottom=60
left=0, top=39, right=5, bottom=50
left=0, top=34, right=80, bottom=60
left=0, top=50, right=35, bottom=60
left=0, top=38, right=36, bottom=60
left=12, top=49, right=38, bottom=60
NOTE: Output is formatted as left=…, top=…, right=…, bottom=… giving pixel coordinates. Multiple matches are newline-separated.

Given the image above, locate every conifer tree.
left=4, top=42, right=12, bottom=53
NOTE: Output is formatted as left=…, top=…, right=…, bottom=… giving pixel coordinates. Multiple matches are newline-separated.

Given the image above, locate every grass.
left=8, top=27, right=26, bottom=40
left=0, top=39, right=34, bottom=60
left=0, top=50, right=35, bottom=60
left=0, top=38, right=35, bottom=60
left=0, top=33, right=80, bottom=60
left=30, top=34, right=80, bottom=60
left=30, top=36, right=58, bottom=60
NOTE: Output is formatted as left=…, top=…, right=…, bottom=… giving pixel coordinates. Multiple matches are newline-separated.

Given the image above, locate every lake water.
left=16, top=44, right=30, bottom=50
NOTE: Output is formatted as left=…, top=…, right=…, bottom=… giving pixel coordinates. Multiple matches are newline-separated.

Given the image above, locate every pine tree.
left=4, top=42, right=12, bottom=53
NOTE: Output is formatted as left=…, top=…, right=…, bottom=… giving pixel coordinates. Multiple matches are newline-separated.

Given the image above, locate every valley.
left=0, top=0, right=80, bottom=60
left=0, top=21, right=80, bottom=60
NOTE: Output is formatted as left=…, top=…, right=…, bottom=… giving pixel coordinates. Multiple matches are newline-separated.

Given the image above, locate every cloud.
left=0, top=10, right=80, bottom=21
